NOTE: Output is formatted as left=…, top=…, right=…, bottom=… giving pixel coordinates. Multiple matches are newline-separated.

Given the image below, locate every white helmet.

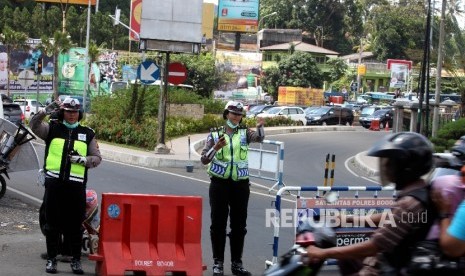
left=224, top=101, right=244, bottom=115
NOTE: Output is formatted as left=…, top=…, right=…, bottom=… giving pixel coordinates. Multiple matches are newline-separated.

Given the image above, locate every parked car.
left=305, top=106, right=354, bottom=126
left=358, top=106, right=390, bottom=126
left=359, top=108, right=394, bottom=129
left=13, top=99, right=45, bottom=118
left=2, top=103, right=24, bottom=125
left=256, top=106, right=306, bottom=125
left=246, top=105, right=274, bottom=118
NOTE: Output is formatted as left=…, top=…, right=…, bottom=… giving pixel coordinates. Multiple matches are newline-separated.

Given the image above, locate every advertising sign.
left=387, top=59, right=412, bottom=89
left=58, top=47, right=100, bottom=96
left=297, top=197, right=395, bottom=246
left=215, top=50, right=262, bottom=101
left=129, top=0, right=142, bottom=41
left=0, top=45, right=53, bottom=93
left=217, top=0, right=259, bottom=33
left=389, top=63, right=408, bottom=88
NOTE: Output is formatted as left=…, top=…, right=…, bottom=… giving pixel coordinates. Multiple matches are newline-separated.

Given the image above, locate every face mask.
left=226, top=119, right=238, bottom=129
left=63, top=120, right=79, bottom=129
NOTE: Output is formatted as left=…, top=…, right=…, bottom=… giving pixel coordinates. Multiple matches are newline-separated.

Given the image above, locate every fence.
left=248, top=140, right=284, bottom=192
left=266, top=185, right=396, bottom=266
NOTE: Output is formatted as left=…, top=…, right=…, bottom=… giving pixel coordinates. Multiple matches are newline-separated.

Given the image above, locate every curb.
left=353, top=151, right=379, bottom=177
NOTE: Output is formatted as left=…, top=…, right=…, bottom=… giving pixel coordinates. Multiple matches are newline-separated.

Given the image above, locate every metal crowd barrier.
left=248, top=140, right=284, bottom=192
left=266, top=185, right=397, bottom=266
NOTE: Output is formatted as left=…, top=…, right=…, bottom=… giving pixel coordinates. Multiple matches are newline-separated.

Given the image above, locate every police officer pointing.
left=201, top=101, right=265, bottom=276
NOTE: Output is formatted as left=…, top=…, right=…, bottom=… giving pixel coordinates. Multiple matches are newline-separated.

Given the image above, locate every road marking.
left=104, top=159, right=292, bottom=202
left=344, top=156, right=379, bottom=184
left=7, top=186, right=43, bottom=204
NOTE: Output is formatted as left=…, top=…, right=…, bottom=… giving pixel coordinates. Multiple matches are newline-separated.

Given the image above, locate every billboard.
left=217, top=0, right=259, bottom=33
left=129, top=0, right=142, bottom=41
left=58, top=48, right=100, bottom=96
left=0, top=45, right=53, bottom=92
left=34, top=0, right=96, bottom=5
left=387, top=59, right=412, bottom=89
left=202, top=3, right=215, bottom=40
left=140, top=0, right=203, bottom=43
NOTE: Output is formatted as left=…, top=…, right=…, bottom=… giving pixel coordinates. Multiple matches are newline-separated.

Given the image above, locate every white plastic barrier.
left=266, top=185, right=396, bottom=266
left=248, top=140, right=284, bottom=192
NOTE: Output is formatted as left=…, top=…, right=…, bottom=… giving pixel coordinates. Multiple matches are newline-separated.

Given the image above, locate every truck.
left=277, top=87, right=325, bottom=106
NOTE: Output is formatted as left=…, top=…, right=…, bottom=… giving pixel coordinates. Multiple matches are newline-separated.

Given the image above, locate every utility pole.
left=432, top=0, right=447, bottom=137
left=356, top=37, right=363, bottom=100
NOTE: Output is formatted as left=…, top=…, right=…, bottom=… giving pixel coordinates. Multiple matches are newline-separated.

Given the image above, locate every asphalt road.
left=1, top=130, right=391, bottom=275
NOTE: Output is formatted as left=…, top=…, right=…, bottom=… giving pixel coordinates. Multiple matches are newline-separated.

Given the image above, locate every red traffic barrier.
left=89, top=193, right=203, bottom=276
left=369, top=119, right=380, bottom=131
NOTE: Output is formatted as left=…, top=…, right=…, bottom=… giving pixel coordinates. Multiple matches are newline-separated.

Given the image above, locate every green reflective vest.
left=44, top=123, right=94, bottom=184
left=208, top=128, right=249, bottom=181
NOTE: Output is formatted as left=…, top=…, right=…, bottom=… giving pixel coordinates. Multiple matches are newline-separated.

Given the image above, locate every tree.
left=326, top=58, right=349, bottom=83
left=177, top=52, right=222, bottom=98
left=0, top=26, right=28, bottom=96
left=278, top=51, right=324, bottom=88
left=38, top=31, right=72, bottom=100
left=368, top=3, right=426, bottom=62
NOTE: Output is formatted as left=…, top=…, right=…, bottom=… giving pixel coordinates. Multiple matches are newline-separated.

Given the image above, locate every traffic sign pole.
left=155, top=52, right=170, bottom=154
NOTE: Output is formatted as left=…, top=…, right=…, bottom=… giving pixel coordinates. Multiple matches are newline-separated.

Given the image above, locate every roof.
left=260, top=41, right=339, bottom=55
left=339, top=51, right=374, bottom=61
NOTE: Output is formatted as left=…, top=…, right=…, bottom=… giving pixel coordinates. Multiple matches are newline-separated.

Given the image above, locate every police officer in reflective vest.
left=201, top=101, right=265, bottom=276
left=30, top=97, right=102, bottom=274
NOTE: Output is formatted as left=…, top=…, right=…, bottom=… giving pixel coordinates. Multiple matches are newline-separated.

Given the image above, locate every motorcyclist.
left=306, top=132, right=435, bottom=275
left=30, top=97, right=102, bottom=274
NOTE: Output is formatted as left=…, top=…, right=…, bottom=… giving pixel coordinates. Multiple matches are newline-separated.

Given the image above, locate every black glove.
left=45, top=100, right=61, bottom=115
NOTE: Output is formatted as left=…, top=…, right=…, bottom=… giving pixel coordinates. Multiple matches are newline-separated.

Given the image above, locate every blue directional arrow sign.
left=137, top=61, right=160, bottom=84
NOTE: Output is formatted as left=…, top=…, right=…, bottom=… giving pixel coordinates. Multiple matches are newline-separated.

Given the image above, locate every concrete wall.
left=168, top=103, right=204, bottom=119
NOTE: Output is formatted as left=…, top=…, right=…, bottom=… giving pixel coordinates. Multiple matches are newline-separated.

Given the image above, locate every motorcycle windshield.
left=0, top=118, right=40, bottom=172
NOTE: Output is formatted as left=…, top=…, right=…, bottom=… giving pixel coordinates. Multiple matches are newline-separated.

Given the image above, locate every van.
left=305, top=106, right=354, bottom=126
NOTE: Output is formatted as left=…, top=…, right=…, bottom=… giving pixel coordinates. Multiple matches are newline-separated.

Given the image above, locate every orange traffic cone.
left=385, top=122, right=389, bottom=131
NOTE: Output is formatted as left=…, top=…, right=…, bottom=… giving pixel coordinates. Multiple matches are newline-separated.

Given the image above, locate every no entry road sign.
left=168, top=62, right=187, bottom=85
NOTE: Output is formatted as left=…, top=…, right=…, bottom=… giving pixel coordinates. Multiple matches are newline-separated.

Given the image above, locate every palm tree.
left=0, top=27, right=28, bottom=96
left=38, top=31, right=72, bottom=100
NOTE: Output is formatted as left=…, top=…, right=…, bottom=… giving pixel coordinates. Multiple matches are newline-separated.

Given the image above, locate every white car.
left=256, top=106, right=306, bottom=125
left=13, top=99, right=45, bottom=118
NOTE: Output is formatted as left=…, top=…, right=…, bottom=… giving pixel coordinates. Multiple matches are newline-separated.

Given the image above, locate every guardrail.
left=248, top=140, right=284, bottom=192
left=267, top=185, right=396, bottom=266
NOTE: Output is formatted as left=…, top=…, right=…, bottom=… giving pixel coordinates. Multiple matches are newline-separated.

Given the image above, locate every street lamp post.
left=258, top=12, right=277, bottom=30
left=257, top=12, right=277, bottom=51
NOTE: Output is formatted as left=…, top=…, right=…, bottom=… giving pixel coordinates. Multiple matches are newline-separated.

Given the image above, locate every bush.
left=430, top=118, right=465, bottom=152
left=87, top=89, right=298, bottom=149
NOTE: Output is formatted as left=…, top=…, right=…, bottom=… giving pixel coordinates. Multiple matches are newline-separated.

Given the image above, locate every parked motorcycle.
left=0, top=119, right=39, bottom=199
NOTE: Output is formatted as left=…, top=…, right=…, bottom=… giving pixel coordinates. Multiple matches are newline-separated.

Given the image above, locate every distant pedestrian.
left=30, top=97, right=102, bottom=274
left=201, top=101, right=265, bottom=276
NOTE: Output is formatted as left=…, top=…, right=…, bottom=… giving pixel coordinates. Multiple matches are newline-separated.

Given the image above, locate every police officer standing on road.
left=30, top=98, right=102, bottom=274
left=201, top=101, right=265, bottom=276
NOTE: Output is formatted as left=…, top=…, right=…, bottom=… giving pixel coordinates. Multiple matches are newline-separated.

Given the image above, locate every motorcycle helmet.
left=223, top=101, right=244, bottom=119
left=451, top=135, right=465, bottom=162
left=367, top=132, right=433, bottom=187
